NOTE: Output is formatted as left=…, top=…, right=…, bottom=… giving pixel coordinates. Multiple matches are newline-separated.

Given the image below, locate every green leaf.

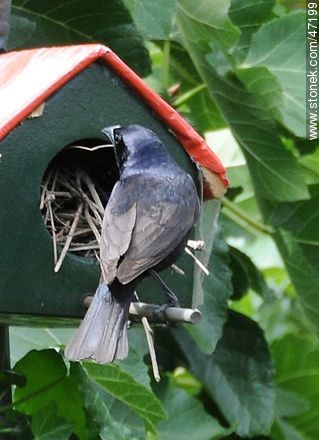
left=10, top=327, right=73, bottom=364
left=155, top=379, right=230, bottom=440
left=229, top=246, right=274, bottom=300
left=70, top=362, right=134, bottom=440
left=271, top=334, right=319, bottom=440
left=170, top=40, right=202, bottom=87
left=178, top=0, right=240, bottom=52
left=237, top=65, right=283, bottom=120
left=127, top=0, right=177, bottom=40
left=183, top=89, right=227, bottom=132
left=186, top=201, right=233, bottom=354
left=169, top=41, right=227, bottom=131
left=118, top=327, right=151, bottom=389
left=174, top=311, right=275, bottom=437
left=210, top=76, right=309, bottom=202
left=240, top=12, right=306, bottom=137
left=272, top=229, right=319, bottom=334
left=84, top=362, right=167, bottom=435
left=170, top=367, right=202, bottom=396
left=229, top=0, right=275, bottom=62
left=300, top=149, right=319, bottom=185
left=98, top=391, right=145, bottom=439
left=7, top=15, right=36, bottom=48
left=14, top=349, right=86, bottom=439
left=176, top=0, right=309, bottom=202
left=100, top=424, right=138, bottom=440
left=71, top=328, right=154, bottom=439
left=9, top=0, right=151, bottom=77
left=268, top=188, right=319, bottom=245
left=31, top=402, right=74, bottom=440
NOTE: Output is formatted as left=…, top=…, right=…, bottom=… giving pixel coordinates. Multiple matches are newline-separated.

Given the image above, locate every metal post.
left=0, top=325, right=11, bottom=406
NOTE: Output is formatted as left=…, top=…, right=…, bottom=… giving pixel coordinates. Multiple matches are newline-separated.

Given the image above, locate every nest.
left=40, top=165, right=106, bottom=272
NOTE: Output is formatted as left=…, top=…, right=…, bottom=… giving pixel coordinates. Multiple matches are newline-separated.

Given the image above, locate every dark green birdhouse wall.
left=0, top=61, right=198, bottom=322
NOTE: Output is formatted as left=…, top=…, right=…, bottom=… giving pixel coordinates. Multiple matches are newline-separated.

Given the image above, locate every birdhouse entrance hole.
left=40, top=138, right=118, bottom=266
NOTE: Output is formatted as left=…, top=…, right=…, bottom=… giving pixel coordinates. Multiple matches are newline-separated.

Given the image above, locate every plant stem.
left=172, top=83, right=207, bottom=107
left=163, top=40, right=171, bottom=91
left=222, top=198, right=274, bottom=235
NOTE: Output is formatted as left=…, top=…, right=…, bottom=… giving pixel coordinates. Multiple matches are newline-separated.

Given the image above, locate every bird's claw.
left=152, top=295, right=180, bottom=322
left=152, top=303, right=169, bottom=321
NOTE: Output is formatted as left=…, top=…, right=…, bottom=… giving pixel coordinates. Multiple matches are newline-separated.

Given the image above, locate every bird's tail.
left=64, top=283, right=133, bottom=364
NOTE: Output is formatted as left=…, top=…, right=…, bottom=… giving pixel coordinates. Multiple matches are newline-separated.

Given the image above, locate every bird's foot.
left=152, top=302, right=180, bottom=328
left=149, top=269, right=180, bottom=308
left=152, top=303, right=169, bottom=321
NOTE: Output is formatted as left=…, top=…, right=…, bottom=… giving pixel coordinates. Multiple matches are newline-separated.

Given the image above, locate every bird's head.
left=102, top=124, right=163, bottom=169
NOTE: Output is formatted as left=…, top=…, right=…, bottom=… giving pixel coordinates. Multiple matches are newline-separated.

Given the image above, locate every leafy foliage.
left=173, top=311, right=275, bottom=437
left=155, top=379, right=229, bottom=440
left=2, top=0, right=314, bottom=439
left=239, top=11, right=306, bottom=136
left=83, top=362, right=166, bottom=434
left=14, top=349, right=86, bottom=437
left=271, top=335, right=319, bottom=440
left=8, top=0, right=151, bottom=76
left=31, top=403, right=74, bottom=440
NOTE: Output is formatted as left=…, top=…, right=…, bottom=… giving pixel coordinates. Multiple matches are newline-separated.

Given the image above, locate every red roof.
left=0, top=44, right=228, bottom=186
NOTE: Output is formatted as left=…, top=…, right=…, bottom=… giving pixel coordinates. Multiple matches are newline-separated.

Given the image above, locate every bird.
left=65, top=124, right=200, bottom=364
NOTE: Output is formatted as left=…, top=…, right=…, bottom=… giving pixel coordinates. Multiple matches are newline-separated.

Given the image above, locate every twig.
left=82, top=174, right=105, bottom=215
left=54, top=204, right=83, bottom=272
left=170, top=264, right=185, bottom=276
left=40, top=170, right=53, bottom=210
left=187, top=240, right=205, bottom=251
left=185, top=247, right=209, bottom=276
left=84, top=205, right=101, bottom=244
left=141, top=317, right=160, bottom=382
left=48, top=201, right=58, bottom=265
left=68, top=245, right=100, bottom=252
left=40, top=186, right=48, bottom=211
left=84, top=197, right=103, bottom=222
left=58, top=176, right=83, bottom=199
left=52, top=191, right=72, bottom=198
left=73, top=228, right=93, bottom=237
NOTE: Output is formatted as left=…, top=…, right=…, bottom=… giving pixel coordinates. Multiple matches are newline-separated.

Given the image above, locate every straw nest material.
left=40, top=165, right=105, bottom=273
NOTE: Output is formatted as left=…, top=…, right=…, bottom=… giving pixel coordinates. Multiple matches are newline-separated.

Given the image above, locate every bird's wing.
left=99, top=180, right=137, bottom=284
left=117, top=195, right=197, bottom=284
left=100, top=175, right=198, bottom=285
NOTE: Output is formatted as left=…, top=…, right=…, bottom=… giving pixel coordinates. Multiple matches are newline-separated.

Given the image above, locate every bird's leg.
left=149, top=269, right=180, bottom=308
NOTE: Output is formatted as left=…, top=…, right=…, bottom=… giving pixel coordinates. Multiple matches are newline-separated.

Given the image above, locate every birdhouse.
left=0, top=44, right=227, bottom=323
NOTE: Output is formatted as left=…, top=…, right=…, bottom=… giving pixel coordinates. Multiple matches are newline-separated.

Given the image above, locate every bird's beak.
left=101, top=125, right=121, bottom=145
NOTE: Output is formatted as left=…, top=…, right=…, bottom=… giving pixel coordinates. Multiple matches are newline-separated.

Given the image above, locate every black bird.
left=65, top=124, right=200, bottom=364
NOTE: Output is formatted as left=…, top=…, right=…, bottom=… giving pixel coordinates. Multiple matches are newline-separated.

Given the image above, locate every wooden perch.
left=83, top=296, right=202, bottom=324
left=130, top=302, right=202, bottom=324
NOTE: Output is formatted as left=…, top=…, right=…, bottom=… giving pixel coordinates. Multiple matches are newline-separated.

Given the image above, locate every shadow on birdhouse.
left=0, top=45, right=227, bottom=324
